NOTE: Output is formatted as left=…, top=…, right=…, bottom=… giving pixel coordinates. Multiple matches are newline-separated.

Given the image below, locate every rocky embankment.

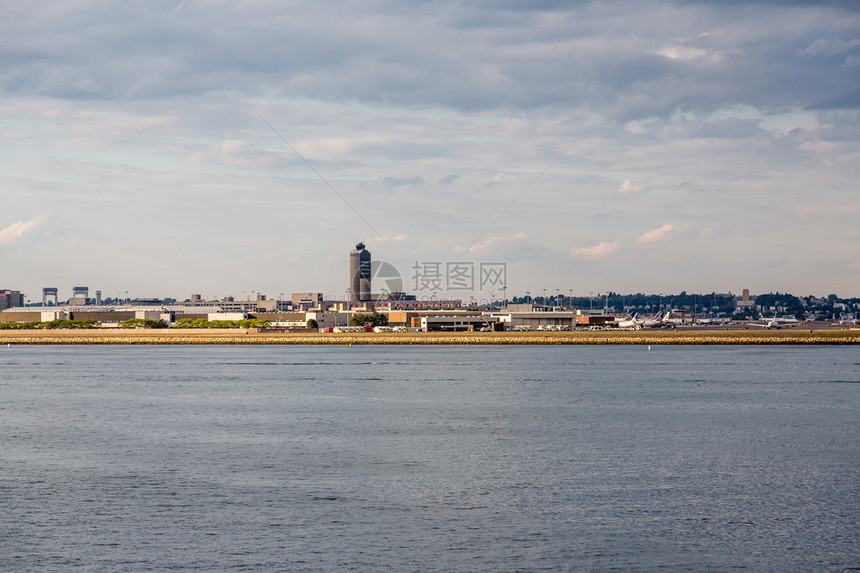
left=1, top=329, right=858, bottom=345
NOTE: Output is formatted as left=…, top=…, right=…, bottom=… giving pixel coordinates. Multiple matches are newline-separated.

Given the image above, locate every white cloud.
left=294, top=137, right=377, bottom=160
left=365, top=234, right=406, bottom=248
left=637, top=223, right=675, bottom=243
left=487, top=172, right=517, bottom=187
left=659, top=46, right=709, bottom=61
left=219, top=140, right=250, bottom=154
left=802, top=37, right=860, bottom=57
left=618, top=179, right=643, bottom=194
left=571, top=241, right=620, bottom=260
left=2, top=2, right=860, bottom=296
left=456, top=232, right=528, bottom=254
left=0, top=217, right=41, bottom=245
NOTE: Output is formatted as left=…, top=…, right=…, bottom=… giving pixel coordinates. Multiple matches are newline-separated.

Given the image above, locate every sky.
left=2, top=0, right=859, bottom=302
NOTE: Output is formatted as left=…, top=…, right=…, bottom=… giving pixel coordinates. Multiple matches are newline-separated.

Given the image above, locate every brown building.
left=70, top=311, right=136, bottom=323
left=292, top=293, right=323, bottom=310
left=0, top=310, right=41, bottom=323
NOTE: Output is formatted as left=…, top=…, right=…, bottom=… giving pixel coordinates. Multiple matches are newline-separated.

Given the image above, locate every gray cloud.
left=2, top=1, right=858, bottom=119
left=2, top=0, right=859, bottom=297
left=382, top=176, right=423, bottom=187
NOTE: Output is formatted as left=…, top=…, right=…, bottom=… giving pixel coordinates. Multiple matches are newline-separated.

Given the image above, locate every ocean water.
left=1, top=345, right=858, bottom=571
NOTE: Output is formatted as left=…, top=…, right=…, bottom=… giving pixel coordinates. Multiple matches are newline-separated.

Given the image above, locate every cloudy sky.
left=2, top=0, right=858, bottom=302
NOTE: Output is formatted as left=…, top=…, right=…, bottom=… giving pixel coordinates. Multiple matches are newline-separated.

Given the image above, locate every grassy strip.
left=1, top=330, right=858, bottom=345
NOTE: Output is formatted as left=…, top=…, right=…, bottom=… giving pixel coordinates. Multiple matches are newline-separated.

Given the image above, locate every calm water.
left=1, top=345, right=858, bottom=571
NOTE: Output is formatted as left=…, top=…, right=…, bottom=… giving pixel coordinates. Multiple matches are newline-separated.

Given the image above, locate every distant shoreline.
left=2, top=328, right=858, bottom=345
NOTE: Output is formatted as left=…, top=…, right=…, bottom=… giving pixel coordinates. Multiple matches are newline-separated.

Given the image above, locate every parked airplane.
left=641, top=310, right=673, bottom=328
left=616, top=313, right=641, bottom=330
left=747, top=314, right=800, bottom=329
left=616, top=310, right=676, bottom=330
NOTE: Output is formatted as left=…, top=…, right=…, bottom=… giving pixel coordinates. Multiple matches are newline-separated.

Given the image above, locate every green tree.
left=237, top=319, right=270, bottom=328
left=307, top=318, right=319, bottom=329
left=0, top=321, right=40, bottom=330
left=119, top=318, right=165, bottom=328
left=172, top=318, right=211, bottom=328
left=369, top=311, right=388, bottom=327
left=41, top=319, right=99, bottom=329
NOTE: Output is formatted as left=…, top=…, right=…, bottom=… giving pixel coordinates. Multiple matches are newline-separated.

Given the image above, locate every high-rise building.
left=70, top=286, right=89, bottom=306
left=0, top=289, right=24, bottom=310
left=42, top=287, right=58, bottom=306
left=349, top=242, right=372, bottom=302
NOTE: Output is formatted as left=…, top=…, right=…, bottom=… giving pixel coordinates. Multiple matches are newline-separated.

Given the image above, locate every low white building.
left=417, top=314, right=491, bottom=332
left=306, top=311, right=348, bottom=329
left=489, top=310, right=578, bottom=330
left=41, top=310, right=70, bottom=321
left=207, top=312, right=246, bottom=322
left=136, top=310, right=172, bottom=323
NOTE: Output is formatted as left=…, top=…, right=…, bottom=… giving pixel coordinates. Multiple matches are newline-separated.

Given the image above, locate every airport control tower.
left=349, top=242, right=371, bottom=302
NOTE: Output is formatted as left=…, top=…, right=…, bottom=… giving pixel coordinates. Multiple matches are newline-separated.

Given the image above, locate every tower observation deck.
left=349, top=242, right=371, bottom=302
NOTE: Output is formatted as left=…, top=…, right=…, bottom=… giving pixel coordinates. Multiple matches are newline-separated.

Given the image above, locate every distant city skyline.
left=2, top=1, right=858, bottom=298
left=6, top=285, right=857, bottom=307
